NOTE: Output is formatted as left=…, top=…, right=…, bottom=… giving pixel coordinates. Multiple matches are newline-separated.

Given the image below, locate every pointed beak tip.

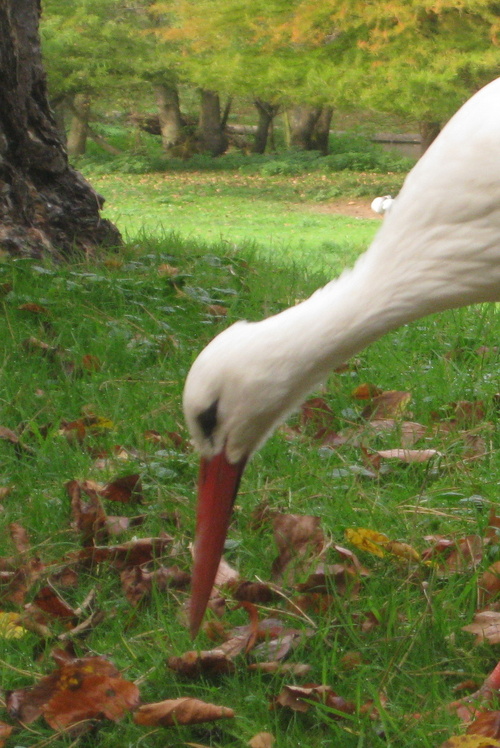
left=188, top=450, right=247, bottom=636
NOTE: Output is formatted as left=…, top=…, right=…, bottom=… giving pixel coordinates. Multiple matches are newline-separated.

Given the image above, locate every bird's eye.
left=197, top=399, right=219, bottom=439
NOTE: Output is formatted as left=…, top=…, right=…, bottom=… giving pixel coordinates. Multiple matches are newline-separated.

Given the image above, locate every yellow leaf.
left=93, top=417, right=115, bottom=431
left=345, top=528, right=389, bottom=558
left=384, top=541, right=421, bottom=562
left=440, top=736, right=500, bottom=747
left=0, top=611, right=26, bottom=639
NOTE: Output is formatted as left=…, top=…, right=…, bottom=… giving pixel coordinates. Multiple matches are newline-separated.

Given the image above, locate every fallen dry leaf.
left=375, top=448, right=440, bottom=463
left=214, top=556, right=240, bottom=588
left=467, top=710, right=500, bottom=739
left=120, top=566, right=190, bottom=606
left=345, top=527, right=389, bottom=558
left=134, top=698, right=234, bottom=726
left=271, top=513, right=327, bottom=581
left=0, top=721, right=13, bottom=747
left=32, top=586, right=77, bottom=621
left=248, top=732, right=275, bottom=748
left=352, top=383, right=383, bottom=400
left=440, top=737, right=500, bottom=747
left=274, top=684, right=355, bottom=716
left=206, top=304, right=228, bottom=317
left=7, top=654, right=139, bottom=729
left=72, top=535, right=173, bottom=569
left=479, top=562, right=500, bottom=605
left=167, top=649, right=236, bottom=677
left=101, top=474, right=143, bottom=504
left=233, top=580, right=277, bottom=604
left=361, top=390, right=412, bottom=419
left=157, top=262, right=179, bottom=276
left=463, top=612, right=500, bottom=645
left=0, top=426, right=19, bottom=444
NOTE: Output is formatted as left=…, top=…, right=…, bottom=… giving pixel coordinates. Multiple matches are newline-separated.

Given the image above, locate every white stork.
left=183, top=77, right=500, bottom=637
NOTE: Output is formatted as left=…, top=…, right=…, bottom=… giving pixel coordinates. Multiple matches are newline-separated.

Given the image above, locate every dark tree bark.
left=253, top=99, right=280, bottom=154
left=154, top=83, right=184, bottom=152
left=419, top=120, right=441, bottom=153
left=198, top=89, right=228, bottom=156
left=288, top=105, right=322, bottom=150
left=67, top=93, right=90, bottom=157
left=0, top=0, right=121, bottom=259
left=310, top=106, right=333, bottom=155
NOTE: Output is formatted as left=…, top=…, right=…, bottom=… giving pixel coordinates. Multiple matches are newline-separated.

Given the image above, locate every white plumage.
left=371, top=194, right=393, bottom=214
left=183, top=77, right=500, bottom=636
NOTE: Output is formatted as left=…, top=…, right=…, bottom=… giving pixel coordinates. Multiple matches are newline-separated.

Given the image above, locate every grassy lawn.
left=1, top=165, right=500, bottom=747
left=92, top=171, right=386, bottom=274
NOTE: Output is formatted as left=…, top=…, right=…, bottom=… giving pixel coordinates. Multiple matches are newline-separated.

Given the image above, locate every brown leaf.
left=271, top=514, right=327, bottom=581
left=101, top=474, right=143, bottom=504
left=81, top=354, right=101, bottom=372
left=18, top=302, right=50, bottom=314
left=32, top=586, right=77, bottom=621
left=361, top=390, right=411, bottom=420
left=120, top=565, right=190, bottom=606
left=452, top=400, right=486, bottom=427
left=0, top=721, right=13, bottom=747
left=479, top=563, right=500, bottom=605
left=0, top=426, right=19, bottom=444
left=375, top=448, right=440, bottom=463
left=167, top=649, right=236, bottom=677
left=214, top=556, right=240, bottom=588
left=233, top=581, right=277, bottom=604
left=248, top=732, right=275, bottom=748
left=133, top=698, right=234, bottom=727
left=467, top=711, right=500, bottom=739
left=206, top=304, right=228, bottom=317
left=7, top=655, right=139, bottom=729
left=66, top=480, right=108, bottom=545
left=441, top=535, right=484, bottom=574
left=274, top=684, right=355, bottom=716
left=463, top=612, right=500, bottom=645
left=157, top=263, right=179, bottom=276
left=72, top=535, right=173, bottom=569
left=352, top=383, right=383, bottom=400
left=300, top=397, right=335, bottom=437
left=297, top=562, right=361, bottom=597
left=10, top=523, right=31, bottom=554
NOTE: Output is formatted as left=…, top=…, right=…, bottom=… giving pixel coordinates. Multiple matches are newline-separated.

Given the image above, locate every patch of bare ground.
left=304, top=198, right=382, bottom=219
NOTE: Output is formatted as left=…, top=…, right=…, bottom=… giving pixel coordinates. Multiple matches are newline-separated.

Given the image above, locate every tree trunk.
left=67, top=93, right=91, bottom=157
left=253, top=99, right=280, bottom=154
left=288, top=105, right=322, bottom=150
left=198, top=89, right=228, bottom=156
left=419, top=120, right=441, bottom=153
left=310, top=106, right=333, bottom=155
left=154, top=83, right=184, bottom=152
left=0, top=0, right=120, bottom=259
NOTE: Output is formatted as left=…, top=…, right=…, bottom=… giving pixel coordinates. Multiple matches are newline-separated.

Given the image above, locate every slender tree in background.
left=0, top=0, right=120, bottom=258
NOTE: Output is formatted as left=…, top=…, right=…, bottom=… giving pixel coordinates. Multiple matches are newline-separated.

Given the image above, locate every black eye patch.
left=197, top=399, right=219, bottom=439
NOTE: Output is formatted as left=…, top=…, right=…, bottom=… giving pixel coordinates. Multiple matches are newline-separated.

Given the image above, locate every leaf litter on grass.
left=2, top=252, right=500, bottom=746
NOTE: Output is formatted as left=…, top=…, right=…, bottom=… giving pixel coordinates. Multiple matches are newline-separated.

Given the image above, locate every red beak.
left=189, top=451, right=246, bottom=637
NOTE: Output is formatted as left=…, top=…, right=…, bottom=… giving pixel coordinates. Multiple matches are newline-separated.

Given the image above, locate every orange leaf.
left=7, top=655, right=139, bottom=729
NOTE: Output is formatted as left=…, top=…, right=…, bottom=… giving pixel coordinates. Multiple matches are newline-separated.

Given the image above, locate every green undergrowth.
left=0, top=233, right=500, bottom=747
left=76, top=125, right=415, bottom=177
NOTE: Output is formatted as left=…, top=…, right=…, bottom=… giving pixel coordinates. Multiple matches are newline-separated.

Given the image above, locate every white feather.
left=184, top=78, right=500, bottom=464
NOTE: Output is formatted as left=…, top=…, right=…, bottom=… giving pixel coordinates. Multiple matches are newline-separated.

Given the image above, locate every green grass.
left=91, top=171, right=395, bottom=274
left=1, top=168, right=500, bottom=747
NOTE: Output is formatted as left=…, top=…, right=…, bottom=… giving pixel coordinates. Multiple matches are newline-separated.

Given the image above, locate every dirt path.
left=306, top=198, right=382, bottom=219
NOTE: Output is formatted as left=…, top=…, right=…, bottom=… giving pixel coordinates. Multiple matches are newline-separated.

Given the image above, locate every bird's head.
left=183, top=315, right=310, bottom=636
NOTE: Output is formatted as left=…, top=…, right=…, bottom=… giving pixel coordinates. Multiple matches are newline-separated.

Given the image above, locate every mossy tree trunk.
left=0, top=0, right=121, bottom=259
